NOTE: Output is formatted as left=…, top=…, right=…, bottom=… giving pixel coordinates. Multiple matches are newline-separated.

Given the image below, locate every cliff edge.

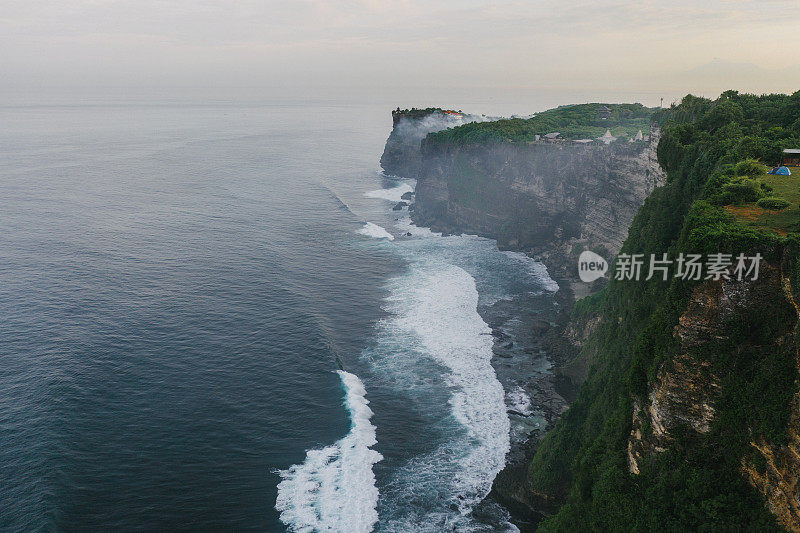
left=380, top=104, right=665, bottom=293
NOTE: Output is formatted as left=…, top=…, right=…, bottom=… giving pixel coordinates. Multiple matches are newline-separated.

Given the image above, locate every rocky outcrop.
left=380, top=108, right=484, bottom=178
left=627, top=351, right=721, bottom=473
left=741, top=265, right=800, bottom=532
left=391, top=129, right=664, bottom=287
left=742, top=396, right=800, bottom=532
left=626, top=254, right=800, bottom=530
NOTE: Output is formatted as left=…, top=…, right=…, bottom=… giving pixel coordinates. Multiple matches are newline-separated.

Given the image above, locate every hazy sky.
left=3, top=1, right=800, bottom=108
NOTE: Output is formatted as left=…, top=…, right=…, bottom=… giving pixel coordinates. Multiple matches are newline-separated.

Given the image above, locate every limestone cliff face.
left=626, top=255, right=800, bottom=530
left=387, top=130, right=664, bottom=284
left=742, top=394, right=800, bottom=532
left=742, top=267, right=800, bottom=532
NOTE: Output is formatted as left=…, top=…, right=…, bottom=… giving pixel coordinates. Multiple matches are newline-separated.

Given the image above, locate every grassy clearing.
left=725, top=166, right=800, bottom=235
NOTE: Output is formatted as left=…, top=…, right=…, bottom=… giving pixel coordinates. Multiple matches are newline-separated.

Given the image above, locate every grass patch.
left=725, top=166, right=800, bottom=235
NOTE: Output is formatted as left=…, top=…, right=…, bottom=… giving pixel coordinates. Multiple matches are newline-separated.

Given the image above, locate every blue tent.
left=775, top=166, right=792, bottom=175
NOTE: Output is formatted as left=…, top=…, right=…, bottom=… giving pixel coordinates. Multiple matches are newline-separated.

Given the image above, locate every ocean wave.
left=364, top=182, right=414, bottom=203
left=275, top=371, right=383, bottom=533
left=392, top=216, right=438, bottom=238
left=501, top=250, right=559, bottom=292
left=358, top=222, right=395, bottom=241
left=506, top=385, right=533, bottom=416
left=370, top=260, right=510, bottom=531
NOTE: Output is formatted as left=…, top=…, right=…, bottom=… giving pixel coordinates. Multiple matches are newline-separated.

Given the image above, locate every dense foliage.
left=424, top=103, right=654, bottom=146
left=529, top=91, right=800, bottom=531
left=757, top=197, right=791, bottom=210
left=392, top=107, right=449, bottom=120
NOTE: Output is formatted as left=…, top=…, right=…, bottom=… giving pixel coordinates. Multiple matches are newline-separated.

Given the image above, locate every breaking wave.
left=358, top=222, right=395, bottom=241
left=275, top=371, right=383, bottom=533
left=366, top=258, right=510, bottom=531
left=364, top=182, right=414, bottom=203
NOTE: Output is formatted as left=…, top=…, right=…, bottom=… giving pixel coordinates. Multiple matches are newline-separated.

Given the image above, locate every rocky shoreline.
left=381, top=107, right=663, bottom=528
left=400, top=189, right=584, bottom=530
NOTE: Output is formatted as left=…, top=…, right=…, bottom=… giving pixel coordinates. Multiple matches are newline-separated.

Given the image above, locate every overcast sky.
left=2, top=1, right=799, bottom=107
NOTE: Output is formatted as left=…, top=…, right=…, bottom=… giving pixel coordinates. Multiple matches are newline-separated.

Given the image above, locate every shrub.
left=734, top=158, right=768, bottom=177
left=721, top=178, right=765, bottom=204
left=756, top=197, right=791, bottom=210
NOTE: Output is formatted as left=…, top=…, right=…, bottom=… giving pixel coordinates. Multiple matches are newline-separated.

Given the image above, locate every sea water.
left=0, top=101, right=556, bottom=532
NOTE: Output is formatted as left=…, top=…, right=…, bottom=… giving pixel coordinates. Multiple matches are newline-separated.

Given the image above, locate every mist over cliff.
left=380, top=108, right=488, bottom=179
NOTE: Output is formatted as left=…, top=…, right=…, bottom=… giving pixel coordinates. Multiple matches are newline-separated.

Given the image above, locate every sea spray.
left=276, top=371, right=382, bottom=533
left=358, top=222, right=395, bottom=241
left=364, top=182, right=414, bottom=203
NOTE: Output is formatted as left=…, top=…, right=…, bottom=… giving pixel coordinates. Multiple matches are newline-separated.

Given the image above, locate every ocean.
left=0, top=101, right=558, bottom=532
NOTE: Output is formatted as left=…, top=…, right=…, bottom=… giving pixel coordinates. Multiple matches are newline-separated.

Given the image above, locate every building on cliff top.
left=781, top=149, right=800, bottom=166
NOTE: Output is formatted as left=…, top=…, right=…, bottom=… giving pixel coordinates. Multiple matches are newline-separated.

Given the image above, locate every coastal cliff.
left=517, top=92, right=800, bottom=531
left=412, top=135, right=663, bottom=284
left=626, top=252, right=800, bottom=531
left=380, top=108, right=485, bottom=178
left=381, top=105, right=664, bottom=290
left=379, top=93, right=800, bottom=530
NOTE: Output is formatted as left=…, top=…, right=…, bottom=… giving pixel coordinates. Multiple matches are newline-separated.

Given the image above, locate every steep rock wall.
left=626, top=254, right=800, bottom=530
left=380, top=109, right=483, bottom=178
left=400, top=133, right=664, bottom=284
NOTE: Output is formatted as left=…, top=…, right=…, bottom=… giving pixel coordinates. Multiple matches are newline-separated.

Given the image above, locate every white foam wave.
left=357, top=222, right=395, bottom=241
left=506, top=386, right=533, bottom=416
left=393, top=215, right=438, bottom=237
left=502, top=250, right=560, bottom=292
left=364, top=182, right=414, bottom=203
left=374, top=260, right=510, bottom=530
left=275, top=371, right=383, bottom=533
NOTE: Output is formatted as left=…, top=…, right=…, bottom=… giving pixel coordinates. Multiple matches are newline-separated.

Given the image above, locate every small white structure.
left=574, top=139, right=594, bottom=144
left=544, top=132, right=561, bottom=140
left=628, top=131, right=644, bottom=143
left=597, top=129, right=617, bottom=145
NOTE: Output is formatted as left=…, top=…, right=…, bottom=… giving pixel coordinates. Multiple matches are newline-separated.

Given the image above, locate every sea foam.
left=502, top=250, right=559, bottom=292
left=371, top=259, right=511, bottom=531
left=357, top=222, right=395, bottom=240
left=364, top=182, right=414, bottom=203
left=506, top=385, right=533, bottom=416
left=275, top=371, right=383, bottom=533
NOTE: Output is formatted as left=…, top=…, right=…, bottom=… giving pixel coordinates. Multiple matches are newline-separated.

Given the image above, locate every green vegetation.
left=757, top=197, right=791, bottom=210
left=734, top=158, right=768, bottom=177
left=528, top=91, right=800, bottom=531
left=723, top=169, right=800, bottom=234
left=423, top=103, right=654, bottom=146
left=392, top=107, right=454, bottom=121
left=698, top=153, right=800, bottom=234
left=571, top=286, right=608, bottom=319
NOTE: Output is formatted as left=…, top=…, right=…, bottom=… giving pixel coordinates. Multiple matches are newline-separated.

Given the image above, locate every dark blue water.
left=0, top=102, right=557, bottom=532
